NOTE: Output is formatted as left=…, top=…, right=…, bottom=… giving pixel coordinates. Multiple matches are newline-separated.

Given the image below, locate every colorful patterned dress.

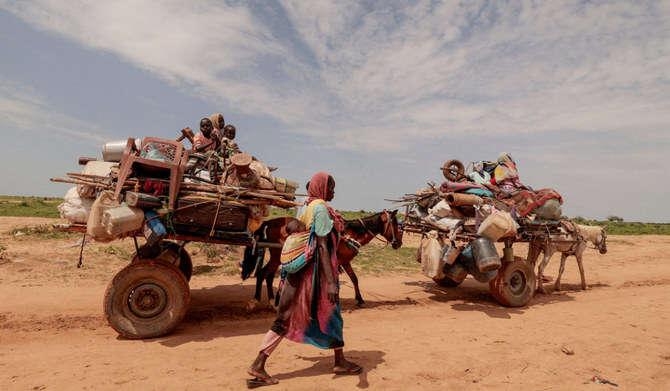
left=270, top=199, right=344, bottom=349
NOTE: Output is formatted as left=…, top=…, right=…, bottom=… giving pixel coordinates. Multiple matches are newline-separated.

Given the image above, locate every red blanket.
left=497, top=188, right=562, bottom=218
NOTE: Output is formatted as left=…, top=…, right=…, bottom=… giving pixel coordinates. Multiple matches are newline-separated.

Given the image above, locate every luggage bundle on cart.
left=51, top=132, right=301, bottom=339
left=392, top=155, right=567, bottom=307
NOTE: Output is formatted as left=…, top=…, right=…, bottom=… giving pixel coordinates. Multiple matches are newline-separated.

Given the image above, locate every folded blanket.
left=497, top=188, right=562, bottom=218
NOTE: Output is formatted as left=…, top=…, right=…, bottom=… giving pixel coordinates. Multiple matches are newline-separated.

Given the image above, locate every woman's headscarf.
left=209, top=113, right=224, bottom=130
left=307, top=171, right=344, bottom=233
left=494, top=152, right=519, bottom=183
left=497, top=152, right=515, bottom=165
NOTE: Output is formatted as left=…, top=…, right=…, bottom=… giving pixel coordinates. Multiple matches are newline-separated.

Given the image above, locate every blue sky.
left=1, top=0, right=669, bottom=222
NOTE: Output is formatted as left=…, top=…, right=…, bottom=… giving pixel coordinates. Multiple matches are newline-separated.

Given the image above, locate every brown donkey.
left=243, top=210, right=403, bottom=311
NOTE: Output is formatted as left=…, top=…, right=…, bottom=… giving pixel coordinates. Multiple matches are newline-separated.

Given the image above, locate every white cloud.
left=2, top=0, right=670, bottom=152
left=3, top=0, right=669, bottom=153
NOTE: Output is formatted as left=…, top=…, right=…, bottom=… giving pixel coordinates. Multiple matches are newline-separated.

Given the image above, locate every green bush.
left=575, top=220, right=670, bottom=235
left=0, top=196, right=61, bottom=218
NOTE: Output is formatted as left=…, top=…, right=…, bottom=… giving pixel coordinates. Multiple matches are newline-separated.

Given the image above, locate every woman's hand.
left=327, top=281, right=339, bottom=303
left=317, top=235, right=338, bottom=303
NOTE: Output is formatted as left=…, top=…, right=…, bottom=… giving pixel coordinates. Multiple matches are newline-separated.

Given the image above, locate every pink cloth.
left=306, top=172, right=344, bottom=233
left=192, top=131, right=219, bottom=153
left=259, top=330, right=283, bottom=356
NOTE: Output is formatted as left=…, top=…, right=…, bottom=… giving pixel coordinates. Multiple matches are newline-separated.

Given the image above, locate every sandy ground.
left=1, top=217, right=669, bottom=390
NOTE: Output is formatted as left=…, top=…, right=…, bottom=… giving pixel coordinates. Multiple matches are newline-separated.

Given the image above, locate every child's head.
left=286, top=218, right=306, bottom=234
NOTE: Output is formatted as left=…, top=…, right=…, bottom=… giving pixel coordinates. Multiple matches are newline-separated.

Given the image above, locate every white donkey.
left=527, top=222, right=607, bottom=293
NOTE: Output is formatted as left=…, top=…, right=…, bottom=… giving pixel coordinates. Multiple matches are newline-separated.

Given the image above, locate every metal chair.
left=114, top=137, right=189, bottom=210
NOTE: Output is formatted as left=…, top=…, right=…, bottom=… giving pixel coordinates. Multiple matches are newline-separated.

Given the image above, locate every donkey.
left=243, top=210, right=403, bottom=311
left=527, top=222, right=607, bottom=294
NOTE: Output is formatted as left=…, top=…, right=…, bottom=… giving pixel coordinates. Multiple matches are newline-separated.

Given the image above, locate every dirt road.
left=1, top=217, right=669, bottom=390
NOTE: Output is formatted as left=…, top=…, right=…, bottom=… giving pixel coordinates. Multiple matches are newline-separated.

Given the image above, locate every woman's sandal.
left=334, top=363, right=363, bottom=375
left=246, top=375, right=278, bottom=388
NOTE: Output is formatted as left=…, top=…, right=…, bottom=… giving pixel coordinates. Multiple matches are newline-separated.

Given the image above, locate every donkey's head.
left=596, top=225, right=608, bottom=254
left=381, top=210, right=403, bottom=249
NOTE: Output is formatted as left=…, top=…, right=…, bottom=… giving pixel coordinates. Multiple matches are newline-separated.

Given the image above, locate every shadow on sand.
left=273, top=349, right=385, bottom=389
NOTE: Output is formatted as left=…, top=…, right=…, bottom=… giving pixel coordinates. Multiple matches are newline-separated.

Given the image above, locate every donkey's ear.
left=391, top=210, right=398, bottom=217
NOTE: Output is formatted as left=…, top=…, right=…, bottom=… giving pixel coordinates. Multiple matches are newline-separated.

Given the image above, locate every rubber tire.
left=104, top=261, right=190, bottom=339
left=432, top=276, right=463, bottom=287
left=489, top=259, right=535, bottom=307
left=442, top=159, right=465, bottom=181
left=132, top=242, right=192, bottom=282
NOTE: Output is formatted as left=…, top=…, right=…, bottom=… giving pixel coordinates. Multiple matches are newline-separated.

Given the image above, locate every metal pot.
left=471, top=237, right=501, bottom=272
left=102, top=139, right=141, bottom=162
left=443, top=261, right=468, bottom=283
left=462, top=254, right=498, bottom=283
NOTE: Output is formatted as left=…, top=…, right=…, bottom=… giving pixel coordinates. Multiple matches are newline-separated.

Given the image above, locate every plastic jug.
left=102, top=206, right=144, bottom=236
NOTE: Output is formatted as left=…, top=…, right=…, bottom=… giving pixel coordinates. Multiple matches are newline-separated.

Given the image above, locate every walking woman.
left=246, top=172, right=362, bottom=388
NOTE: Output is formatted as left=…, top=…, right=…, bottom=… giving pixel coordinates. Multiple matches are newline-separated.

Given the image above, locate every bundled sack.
left=531, top=198, right=562, bottom=220
left=224, top=153, right=275, bottom=190
left=428, top=200, right=453, bottom=218
left=58, top=186, right=95, bottom=224
left=430, top=215, right=462, bottom=230
left=419, top=230, right=446, bottom=279
left=86, top=190, right=121, bottom=242
left=77, top=161, right=118, bottom=198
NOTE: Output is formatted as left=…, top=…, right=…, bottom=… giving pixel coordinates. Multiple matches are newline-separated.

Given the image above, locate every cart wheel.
left=132, top=242, right=192, bottom=282
left=489, top=259, right=535, bottom=307
left=104, top=261, right=190, bottom=339
left=441, top=159, right=465, bottom=181
left=432, top=276, right=463, bottom=287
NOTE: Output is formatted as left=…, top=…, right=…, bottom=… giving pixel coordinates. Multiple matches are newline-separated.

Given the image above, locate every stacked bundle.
left=52, top=136, right=302, bottom=244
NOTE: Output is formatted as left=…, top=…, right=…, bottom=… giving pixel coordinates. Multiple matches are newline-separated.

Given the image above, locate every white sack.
left=419, top=230, right=446, bottom=279
left=428, top=200, right=453, bottom=218
left=58, top=186, right=94, bottom=223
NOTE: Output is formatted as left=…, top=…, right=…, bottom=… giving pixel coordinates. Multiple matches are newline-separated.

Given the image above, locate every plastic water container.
left=477, top=213, right=511, bottom=241
left=102, top=206, right=144, bottom=236
left=143, top=210, right=166, bottom=246
left=471, top=237, right=501, bottom=272
left=87, top=190, right=121, bottom=242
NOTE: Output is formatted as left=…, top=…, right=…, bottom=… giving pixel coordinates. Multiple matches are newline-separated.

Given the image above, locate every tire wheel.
left=441, top=159, right=465, bottom=181
left=132, top=242, right=192, bottom=282
left=104, top=261, right=190, bottom=339
left=489, top=259, right=535, bottom=307
left=432, top=276, right=463, bottom=287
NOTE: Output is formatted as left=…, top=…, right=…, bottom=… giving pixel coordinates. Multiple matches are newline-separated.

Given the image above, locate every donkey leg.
left=342, top=263, right=364, bottom=307
left=536, top=251, right=552, bottom=294
left=527, top=242, right=540, bottom=268
left=575, top=250, right=587, bottom=290
left=247, top=257, right=272, bottom=313
left=555, top=253, right=568, bottom=291
left=265, top=271, right=277, bottom=311
left=246, top=272, right=266, bottom=313
left=265, top=249, right=280, bottom=302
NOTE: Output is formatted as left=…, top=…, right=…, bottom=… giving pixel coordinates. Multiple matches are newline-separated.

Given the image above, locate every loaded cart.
left=393, top=157, right=568, bottom=307
left=53, top=136, right=300, bottom=339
